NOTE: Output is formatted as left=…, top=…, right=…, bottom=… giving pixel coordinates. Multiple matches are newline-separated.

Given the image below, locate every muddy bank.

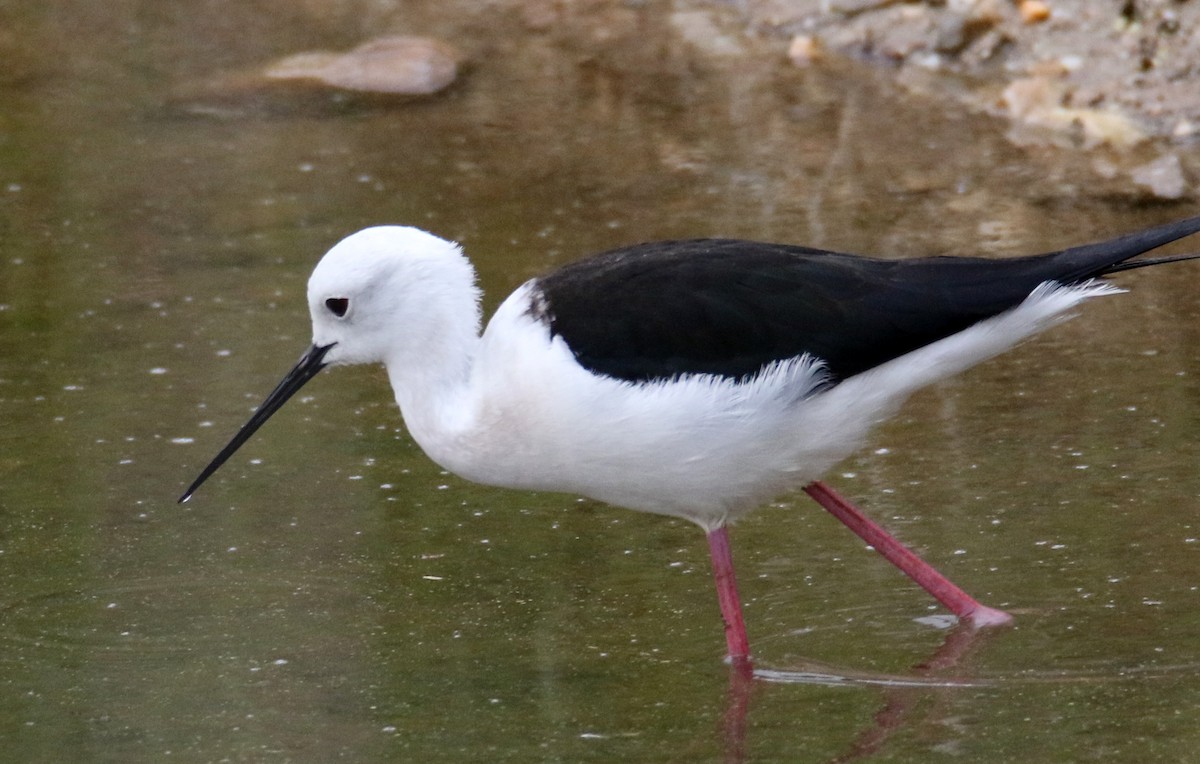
left=745, top=1, right=1200, bottom=138
left=161, top=0, right=1199, bottom=203
left=503, top=0, right=1200, bottom=199
left=729, top=0, right=1200, bottom=197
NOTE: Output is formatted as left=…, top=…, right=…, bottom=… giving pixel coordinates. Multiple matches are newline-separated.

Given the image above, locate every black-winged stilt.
left=180, top=215, right=1200, bottom=669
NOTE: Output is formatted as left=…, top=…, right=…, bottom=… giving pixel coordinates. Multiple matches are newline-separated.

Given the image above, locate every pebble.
left=263, top=36, right=463, bottom=95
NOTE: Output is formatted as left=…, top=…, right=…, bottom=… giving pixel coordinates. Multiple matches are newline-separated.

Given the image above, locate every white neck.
left=382, top=285, right=483, bottom=467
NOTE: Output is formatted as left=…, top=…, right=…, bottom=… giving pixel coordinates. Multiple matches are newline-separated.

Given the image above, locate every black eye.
left=326, top=297, right=349, bottom=317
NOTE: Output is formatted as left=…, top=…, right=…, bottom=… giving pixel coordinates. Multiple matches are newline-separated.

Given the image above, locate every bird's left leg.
left=803, top=480, right=1012, bottom=627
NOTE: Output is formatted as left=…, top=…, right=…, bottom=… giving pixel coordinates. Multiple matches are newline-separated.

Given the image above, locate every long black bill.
left=178, top=343, right=335, bottom=503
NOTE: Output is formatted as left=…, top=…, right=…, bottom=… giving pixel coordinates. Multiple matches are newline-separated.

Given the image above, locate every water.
left=2, top=1, right=1200, bottom=761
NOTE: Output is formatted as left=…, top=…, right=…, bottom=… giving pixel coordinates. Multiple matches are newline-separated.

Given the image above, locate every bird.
left=180, top=215, right=1200, bottom=670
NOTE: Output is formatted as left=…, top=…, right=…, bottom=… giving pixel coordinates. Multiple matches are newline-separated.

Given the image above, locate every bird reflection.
left=719, top=620, right=1002, bottom=763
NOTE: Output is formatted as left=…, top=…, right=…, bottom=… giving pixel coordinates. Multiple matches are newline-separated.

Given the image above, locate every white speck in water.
left=216, top=349, right=232, bottom=357
left=913, top=614, right=957, bottom=629
left=421, top=575, right=444, bottom=581
left=580, top=733, right=607, bottom=740
left=273, top=658, right=288, bottom=666
left=170, top=437, right=194, bottom=445
left=227, top=546, right=237, bottom=553
left=149, top=367, right=168, bottom=375
left=249, top=458, right=262, bottom=465
left=381, top=725, right=397, bottom=734
left=63, top=385, right=83, bottom=391
left=106, top=602, right=118, bottom=609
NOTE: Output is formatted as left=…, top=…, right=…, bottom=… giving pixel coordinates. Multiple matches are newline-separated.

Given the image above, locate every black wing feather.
left=535, top=216, right=1200, bottom=383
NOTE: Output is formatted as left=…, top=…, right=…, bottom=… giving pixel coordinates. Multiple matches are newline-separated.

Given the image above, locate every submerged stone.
left=262, top=35, right=463, bottom=95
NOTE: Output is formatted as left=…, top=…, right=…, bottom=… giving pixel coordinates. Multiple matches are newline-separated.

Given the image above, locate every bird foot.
left=963, top=604, right=1014, bottom=628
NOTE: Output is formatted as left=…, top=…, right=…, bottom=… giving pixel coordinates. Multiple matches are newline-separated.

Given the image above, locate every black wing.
left=533, top=216, right=1200, bottom=383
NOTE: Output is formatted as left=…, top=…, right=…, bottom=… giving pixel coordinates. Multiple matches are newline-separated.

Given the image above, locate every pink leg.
left=707, top=526, right=753, bottom=669
left=803, top=480, right=1012, bottom=627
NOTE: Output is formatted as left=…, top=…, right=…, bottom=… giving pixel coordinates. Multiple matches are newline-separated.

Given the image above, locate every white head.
left=307, top=226, right=481, bottom=368
left=179, top=225, right=481, bottom=502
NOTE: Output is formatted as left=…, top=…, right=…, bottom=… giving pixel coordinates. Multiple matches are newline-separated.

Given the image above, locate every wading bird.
left=181, top=215, right=1200, bottom=669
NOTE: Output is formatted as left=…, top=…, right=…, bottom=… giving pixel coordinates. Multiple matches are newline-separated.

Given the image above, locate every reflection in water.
left=823, top=623, right=1001, bottom=763
left=720, top=621, right=1000, bottom=763
left=722, top=660, right=754, bottom=764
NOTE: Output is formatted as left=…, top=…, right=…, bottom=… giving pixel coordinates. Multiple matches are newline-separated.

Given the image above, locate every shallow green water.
left=2, top=2, right=1199, bottom=761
